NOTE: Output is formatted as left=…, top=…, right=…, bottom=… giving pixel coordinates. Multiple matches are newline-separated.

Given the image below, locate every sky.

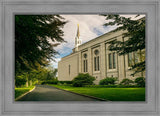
left=51, top=14, right=145, bottom=68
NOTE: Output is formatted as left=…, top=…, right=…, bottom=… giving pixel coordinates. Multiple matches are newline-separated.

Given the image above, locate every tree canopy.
left=15, top=15, right=66, bottom=73
left=103, top=14, right=145, bottom=75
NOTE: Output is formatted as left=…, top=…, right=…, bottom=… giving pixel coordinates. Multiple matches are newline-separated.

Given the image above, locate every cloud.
left=50, top=58, right=61, bottom=68
left=54, top=15, right=116, bottom=56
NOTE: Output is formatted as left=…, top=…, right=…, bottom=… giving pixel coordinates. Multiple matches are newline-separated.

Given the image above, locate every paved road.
left=17, top=85, right=99, bottom=101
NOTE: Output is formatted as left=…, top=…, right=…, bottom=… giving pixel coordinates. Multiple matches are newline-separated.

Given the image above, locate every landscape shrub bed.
left=135, top=77, right=145, bottom=87
left=72, top=73, right=95, bottom=87
left=85, top=85, right=139, bottom=88
left=120, top=78, right=134, bottom=85
left=58, top=81, right=73, bottom=84
left=99, top=77, right=117, bottom=85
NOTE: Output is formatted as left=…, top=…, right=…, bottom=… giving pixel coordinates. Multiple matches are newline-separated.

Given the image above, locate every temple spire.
left=77, top=24, right=80, bottom=38
left=75, top=24, right=82, bottom=52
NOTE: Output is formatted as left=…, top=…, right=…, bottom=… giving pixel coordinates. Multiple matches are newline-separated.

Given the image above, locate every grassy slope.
left=15, top=86, right=35, bottom=99
left=50, top=85, right=145, bottom=101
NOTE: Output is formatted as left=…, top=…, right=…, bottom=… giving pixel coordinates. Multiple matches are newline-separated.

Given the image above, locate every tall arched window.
left=83, top=53, right=88, bottom=72
left=69, top=65, right=70, bottom=75
left=108, top=52, right=116, bottom=69
left=94, top=49, right=100, bottom=71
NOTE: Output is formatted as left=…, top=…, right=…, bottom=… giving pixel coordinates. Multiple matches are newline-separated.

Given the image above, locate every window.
left=94, top=50, right=100, bottom=71
left=86, top=60, right=88, bottom=72
left=109, top=53, right=112, bottom=69
left=83, top=60, right=86, bottom=72
left=113, top=53, right=116, bottom=69
left=128, top=52, right=139, bottom=67
left=94, top=56, right=100, bottom=71
left=97, top=56, right=99, bottom=71
left=128, top=52, right=132, bottom=67
left=94, top=49, right=99, bottom=55
left=83, top=59, right=88, bottom=72
left=108, top=52, right=116, bottom=69
left=134, top=52, right=138, bottom=64
left=94, top=57, right=97, bottom=71
left=83, top=53, right=88, bottom=72
left=69, top=65, right=70, bottom=75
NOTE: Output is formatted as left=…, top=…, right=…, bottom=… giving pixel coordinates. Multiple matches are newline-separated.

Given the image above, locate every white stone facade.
left=58, top=29, right=144, bottom=84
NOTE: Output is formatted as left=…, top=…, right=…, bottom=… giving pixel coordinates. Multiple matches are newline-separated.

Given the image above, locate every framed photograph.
left=0, top=0, right=159, bottom=116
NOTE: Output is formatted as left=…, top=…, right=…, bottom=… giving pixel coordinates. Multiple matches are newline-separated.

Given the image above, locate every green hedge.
left=85, top=85, right=140, bottom=88
left=58, top=81, right=73, bottom=84
left=99, top=77, right=117, bottom=85
left=135, top=77, right=145, bottom=87
left=120, top=78, right=134, bottom=85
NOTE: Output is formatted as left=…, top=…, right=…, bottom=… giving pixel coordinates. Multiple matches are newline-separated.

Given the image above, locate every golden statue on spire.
left=77, top=24, right=80, bottom=38
left=75, top=24, right=82, bottom=52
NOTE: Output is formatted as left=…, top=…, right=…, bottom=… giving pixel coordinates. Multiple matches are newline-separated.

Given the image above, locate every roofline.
left=77, top=27, right=120, bottom=48
left=75, top=16, right=145, bottom=48
left=67, top=16, right=146, bottom=58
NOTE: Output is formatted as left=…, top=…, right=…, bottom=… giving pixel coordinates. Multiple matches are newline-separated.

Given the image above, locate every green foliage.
left=99, top=77, right=117, bottom=85
left=58, top=81, right=73, bottom=84
left=15, top=15, right=67, bottom=73
left=120, top=78, right=134, bottom=85
left=102, top=14, right=145, bottom=74
left=72, top=73, right=95, bottom=87
left=15, top=67, right=57, bottom=87
left=85, top=85, right=138, bottom=88
left=41, top=79, right=58, bottom=85
left=30, top=67, right=57, bottom=81
left=15, top=86, right=34, bottom=99
left=135, top=77, right=145, bottom=87
left=15, top=74, right=27, bottom=87
left=51, top=85, right=145, bottom=101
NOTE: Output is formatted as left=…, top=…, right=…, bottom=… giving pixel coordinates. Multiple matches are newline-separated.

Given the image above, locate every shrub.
left=58, top=81, right=73, bottom=84
left=120, top=78, right=134, bottom=85
left=135, top=77, right=145, bottom=87
left=85, top=85, right=138, bottom=88
left=72, top=73, right=95, bottom=87
left=99, top=77, right=117, bottom=85
left=15, top=75, right=27, bottom=87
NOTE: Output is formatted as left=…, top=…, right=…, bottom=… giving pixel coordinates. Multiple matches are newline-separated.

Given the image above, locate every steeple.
left=76, top=24, right=80, bottom=38
left=75, top=24, right=82, bottom=52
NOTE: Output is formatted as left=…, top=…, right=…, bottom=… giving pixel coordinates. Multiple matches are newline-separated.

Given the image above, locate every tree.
left=102, top=14, right=145, bottom=75
left=15, top=15, right=67, bottom=73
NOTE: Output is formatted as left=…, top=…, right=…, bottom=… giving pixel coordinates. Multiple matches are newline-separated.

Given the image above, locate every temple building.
left=58, top=25, right=144, bottom=84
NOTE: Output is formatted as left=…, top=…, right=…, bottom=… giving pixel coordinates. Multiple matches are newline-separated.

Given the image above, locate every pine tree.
left=15, top=15, right=67, bottom=73
left=103, top=15, right=145, bottom=75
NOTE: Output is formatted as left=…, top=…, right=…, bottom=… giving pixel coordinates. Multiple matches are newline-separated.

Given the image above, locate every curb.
left=15, top=86, right=36, bottom=101
left=46, top=85, right=107, bottom=101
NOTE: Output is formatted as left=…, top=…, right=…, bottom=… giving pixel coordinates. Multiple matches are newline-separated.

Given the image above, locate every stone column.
left=117, top=36, right=126, bottom=82
left=88, top=47, right=92, bottom=75
left=100, top=43, right=106, bottom=80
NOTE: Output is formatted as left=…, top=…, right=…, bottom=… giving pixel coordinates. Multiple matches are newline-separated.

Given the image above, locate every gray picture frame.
left=0, top=0, right=159, bottom=116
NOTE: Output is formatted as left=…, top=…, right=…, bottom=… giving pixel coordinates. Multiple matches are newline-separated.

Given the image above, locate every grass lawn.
left=50, top=85, right=145, bottom=101
left=15, top=86, right=35, bottom=99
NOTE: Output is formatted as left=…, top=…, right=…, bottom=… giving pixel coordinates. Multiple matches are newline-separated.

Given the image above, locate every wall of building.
left=58, top=53, right=79, bottom=81
left=58, top=29, right=145, bottom=84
